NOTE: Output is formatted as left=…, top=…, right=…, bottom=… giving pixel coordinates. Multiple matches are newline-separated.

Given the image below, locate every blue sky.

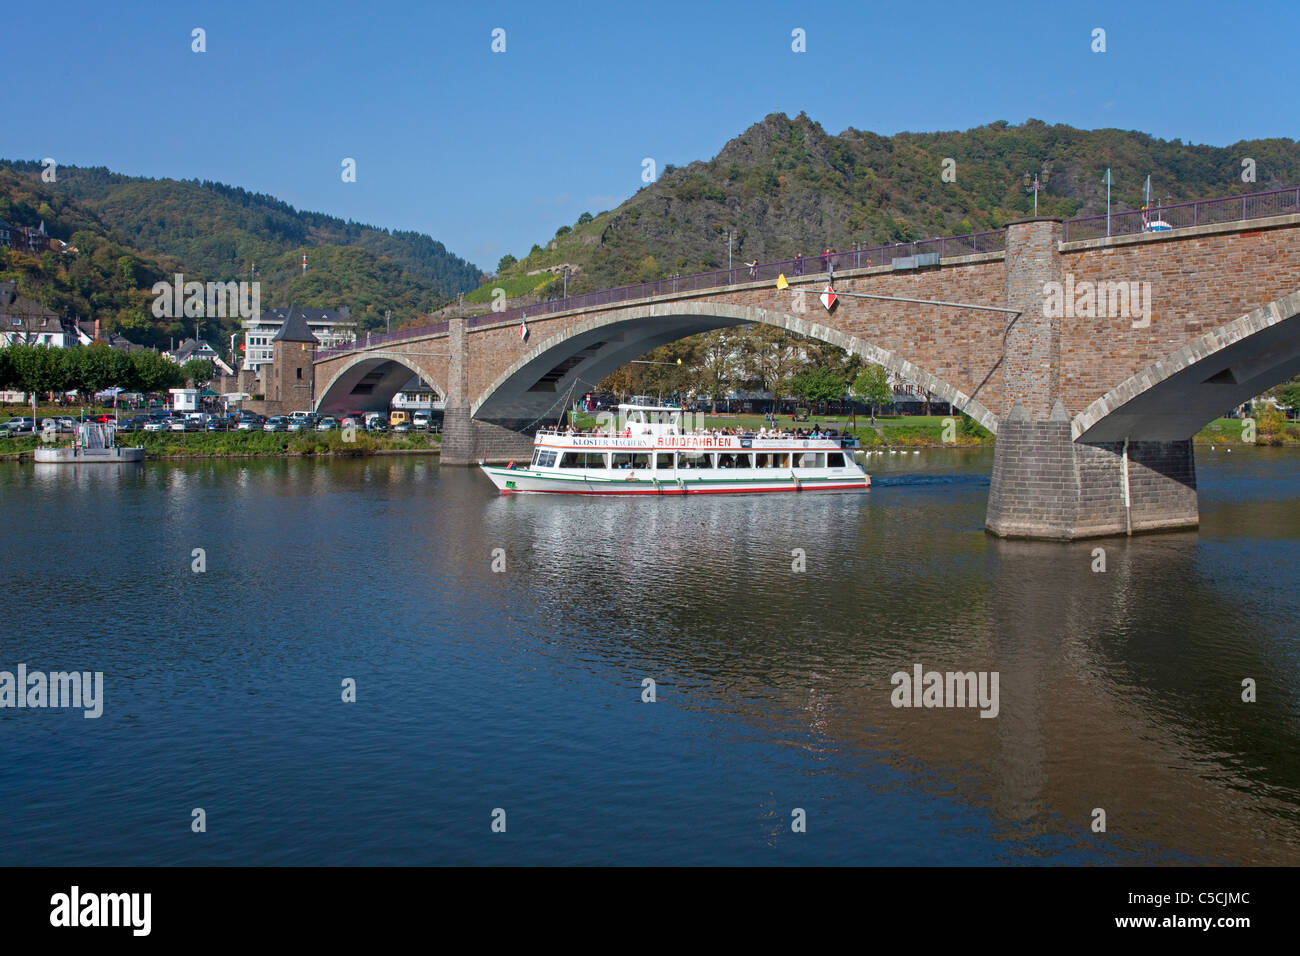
left=8, top=0, right=1296, bottom=272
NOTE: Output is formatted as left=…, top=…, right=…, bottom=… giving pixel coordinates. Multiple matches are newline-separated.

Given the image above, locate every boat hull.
left=480, top=465, right=868, bottom=495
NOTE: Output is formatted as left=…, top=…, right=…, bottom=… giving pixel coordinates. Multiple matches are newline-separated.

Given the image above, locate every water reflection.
left=0, top=449, right=1296, bottom=864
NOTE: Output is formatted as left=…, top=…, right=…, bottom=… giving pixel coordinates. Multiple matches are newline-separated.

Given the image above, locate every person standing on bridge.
left=746, top=259, right=758, bottom=280
left=794, top=252, right=804, bottom=276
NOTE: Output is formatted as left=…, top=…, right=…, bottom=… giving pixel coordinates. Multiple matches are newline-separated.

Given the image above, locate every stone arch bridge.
left=311, top=190, right=1300, bottom=540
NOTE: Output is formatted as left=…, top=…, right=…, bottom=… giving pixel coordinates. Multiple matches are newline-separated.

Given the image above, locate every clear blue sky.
left=9, top=0, right=1296, bottom=272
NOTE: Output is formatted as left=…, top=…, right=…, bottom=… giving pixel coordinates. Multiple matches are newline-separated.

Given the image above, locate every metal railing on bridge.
left=1061, top=185, right=1300, bottom=242
left=316, top=184, right=1300, bottom=360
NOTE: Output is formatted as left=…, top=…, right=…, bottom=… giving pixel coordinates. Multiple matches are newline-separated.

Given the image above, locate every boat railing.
left=535, top=428, right=858, bottom=446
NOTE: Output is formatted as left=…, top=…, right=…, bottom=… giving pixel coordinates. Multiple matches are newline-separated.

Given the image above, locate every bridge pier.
left=440, top=317, right=536, bottom=465
left=985, top=219, right=1199, bottom=539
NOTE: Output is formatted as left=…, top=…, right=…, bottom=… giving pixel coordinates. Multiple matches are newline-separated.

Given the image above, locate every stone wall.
left=985, top=405, right=1198, bottom=539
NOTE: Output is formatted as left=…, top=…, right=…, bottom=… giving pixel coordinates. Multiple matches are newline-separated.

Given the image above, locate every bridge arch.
left=314, top=350, right=446, bottom=416
left=1073, top=288, right=1300, bottom=442
left=470, top=302, right=1001, bottom=434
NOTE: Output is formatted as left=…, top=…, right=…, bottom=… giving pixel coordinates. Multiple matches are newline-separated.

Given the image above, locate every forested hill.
left=0, top=160, right=483, bottom=347
left=499, top=114, right=1300, bottom=295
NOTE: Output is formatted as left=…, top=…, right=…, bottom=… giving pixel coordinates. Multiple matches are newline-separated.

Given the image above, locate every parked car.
left=143, top=418, right=169, bottom=432
left=316, top=417, right=340, bottom=432
left=412, top=412, right=431, bottom=430
left=263, top=416, right=289, bottom=433
left=117, top=416, right=148, bottom=433
left=392, top=421, right=412, bottom=434
left=365, top=419, right=389, bottom=433
left=235, top=417, right=262, bottom=431
left=205, top=417, right=232, bottom=432
left=169, top=417, right=200, bottom=432
left=340, top=416, right=362, bottom=431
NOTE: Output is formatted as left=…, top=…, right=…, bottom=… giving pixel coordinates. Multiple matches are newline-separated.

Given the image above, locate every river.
left=1, top=448, right=1297, bottom=865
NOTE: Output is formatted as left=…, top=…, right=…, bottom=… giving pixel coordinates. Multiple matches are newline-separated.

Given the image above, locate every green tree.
left=0, top=346, right=16, bottom=390
left=576, top=212, right=593, bottom=225
left=13, top=345, right=69, bottom=399
left=634, top=255, right=660, bottom=282
left=694, top=329, right=739, bottom=411
left=789, top=365, right=846, bottom=408
left=1273, top=377, right=1300, bottom=414
left=81, top=343, right=117, bottom=393
left=131, top=350, right=173, bottom=394
left=852, top=365, right=892, bottom=417
left=497, top=253, right=517, bottom=274
left=741, top=326, right=800, bottom=408
left=180, top=358, right=214, bottom=385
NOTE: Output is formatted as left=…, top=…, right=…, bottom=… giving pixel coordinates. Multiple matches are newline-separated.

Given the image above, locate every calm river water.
left=1, top=448, right=1297, bottom=865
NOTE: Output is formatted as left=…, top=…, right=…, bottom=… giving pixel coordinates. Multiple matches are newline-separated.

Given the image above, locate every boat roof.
left=617, top=403, right=681, bottom=413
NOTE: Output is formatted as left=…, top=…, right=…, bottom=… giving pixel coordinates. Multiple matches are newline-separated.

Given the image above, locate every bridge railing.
left=316, top=184, right=1299, bottom=359
left=1062, top=185, right=1300, bottom=242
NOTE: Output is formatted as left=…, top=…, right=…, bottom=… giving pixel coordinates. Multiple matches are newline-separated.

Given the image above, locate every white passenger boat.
left=480, top=404, right=869, bottom=495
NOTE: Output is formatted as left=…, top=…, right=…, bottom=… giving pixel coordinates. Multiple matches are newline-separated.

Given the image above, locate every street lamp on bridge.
left=1023, top=170, right=1050, bottom=216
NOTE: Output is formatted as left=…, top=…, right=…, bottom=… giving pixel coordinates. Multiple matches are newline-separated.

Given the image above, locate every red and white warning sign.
left=819, top=285, right=837, bottom=311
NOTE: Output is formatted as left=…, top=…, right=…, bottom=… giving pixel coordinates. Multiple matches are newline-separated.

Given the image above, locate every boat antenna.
left=557, top=376, right=581, bottom=429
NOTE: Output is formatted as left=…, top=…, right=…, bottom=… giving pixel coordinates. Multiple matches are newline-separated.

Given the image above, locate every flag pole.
left=1105, top=168, right=1112, bottom=237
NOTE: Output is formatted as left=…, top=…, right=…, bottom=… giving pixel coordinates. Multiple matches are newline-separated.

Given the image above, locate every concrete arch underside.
left=470, top=302, right=1000, bottom=434
left=1074, top=289, right=1300, bottom=442
left=315, top=352, right=445, bottom=416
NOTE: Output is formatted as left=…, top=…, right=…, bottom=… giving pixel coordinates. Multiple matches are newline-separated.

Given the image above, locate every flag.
left=775, top=273, right=789, bottom=290
left=819, top=285, right=837, bottom=311
left=519, top=316, right=529, bottom=341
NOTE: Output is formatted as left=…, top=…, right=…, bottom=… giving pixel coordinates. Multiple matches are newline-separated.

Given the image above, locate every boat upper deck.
left=534, top=427, right=853, bottom=450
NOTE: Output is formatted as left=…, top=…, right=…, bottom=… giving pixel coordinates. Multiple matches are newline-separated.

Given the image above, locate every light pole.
left=725, top=230, right=735, bottom=271
left=562, top=264, right=570, bottom=298
left=1102, top=168, right=1113, bottom=237
left=1023, top=170, right=1049, bottom=216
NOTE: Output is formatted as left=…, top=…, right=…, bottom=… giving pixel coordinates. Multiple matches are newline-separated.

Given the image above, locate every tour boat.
left=480, top=404, right=869, bottom=495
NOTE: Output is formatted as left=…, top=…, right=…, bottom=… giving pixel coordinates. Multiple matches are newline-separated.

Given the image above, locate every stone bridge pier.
left=985, top=219, right=1198, bottom=539
left=441, top=317, right=537, bottom=466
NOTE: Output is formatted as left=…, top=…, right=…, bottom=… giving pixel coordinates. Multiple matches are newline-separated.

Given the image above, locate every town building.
left=241, top=307, right=355, bottom=372
left=0, top=220, right=52, bottom=254
left=170, top=337, right=234, bottom=376
left=0, top=280, right=76, bottom=347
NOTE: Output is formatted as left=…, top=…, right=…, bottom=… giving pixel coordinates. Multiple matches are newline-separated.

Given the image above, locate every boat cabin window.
left=536, top=450, right=558, bottom=468
left=827, top=452, right=846, bottom=467
left=560, top=452, right=606, bottom=468
left=677, top=451, right=712, bottom=469
left=795, top=452, right=826, bottom=469
left=611, top=452, right=650, bottom=469
left=655, top=453, right=674, bottom=470
left=716, top=453, right=752, bottom=468
left=755, top=453, right=789, bottom=468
